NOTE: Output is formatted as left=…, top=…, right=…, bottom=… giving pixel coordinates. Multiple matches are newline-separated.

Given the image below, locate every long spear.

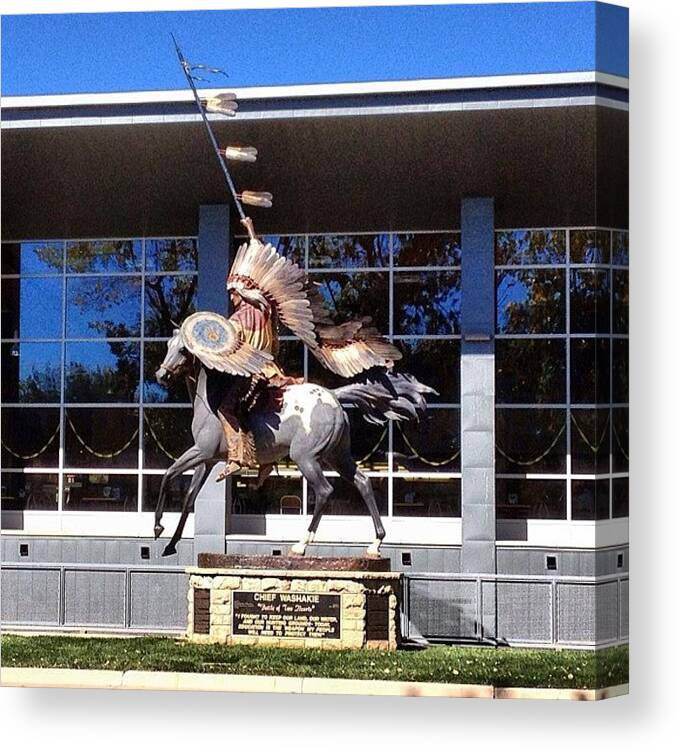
left=172, top=34, right=265, bottom=239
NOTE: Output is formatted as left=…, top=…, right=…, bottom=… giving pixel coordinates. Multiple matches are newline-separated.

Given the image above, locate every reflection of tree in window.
left=315, top=273, right=388, bottom=332
left=393, top=233, right=461, bottom=267
left=65, top=241, right=140, bottom=273
left=66, top=277, right=141, bottom=338
left=495, top=230, right=565, bottom=265
left=570, top=270, right=610, bottom=334
left=570, top=230, right=610, bottom=264
left=394, top=271, right=461, bottom=335
left=496, top=270, right=565, bottom=333
left=2, top=342, right=61, bottom=403
left=65, top=342, right=140, bottom=402
left=145, top=239, right=197, bottom=272
left=144, top=276, right=197, bottom=338
left=496, top=340, right=565, bottom=403
left=309, top=235, right=389, bottom=268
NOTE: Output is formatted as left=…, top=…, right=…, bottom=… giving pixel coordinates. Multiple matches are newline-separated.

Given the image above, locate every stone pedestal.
left=186, top=555, right=402, bottom=650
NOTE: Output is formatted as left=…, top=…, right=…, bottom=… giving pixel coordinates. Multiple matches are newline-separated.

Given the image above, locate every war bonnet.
left=226, top=239, right=317, bottom=348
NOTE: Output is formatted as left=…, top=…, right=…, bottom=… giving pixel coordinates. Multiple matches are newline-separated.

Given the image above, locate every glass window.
left=143, top=408, right=194, bottom=469
left=143, top=342, right=191, bottom=403
left=496, top=339, right=566, bottom=404
left=232, top=475, right=303, bottom=515
left=570, top=270, right=610, bottom=334
left=571, top=409, right=610, bottom=474
left=144, top=275, right=197, bottom=338
left=1, top=241, right=64, bottom=275
left=394, top=270, right=461, bottom=335
left=145, top=238, right=197, bottom=272
left=314, top=272, right=389, bottom=332
left=0, top=472, right=59, bottom=511
left=142, top=473, right=193, bottom=513
left=393, top=233, right=461, bottom=267
left=612, top=231, right=629, bottom=266
left=308, top=475, right=387, bottom=516
left=496, top=409, right=567, bottom=474
left=66, top=276, right=141, bottom=338
left=612, top=339, right=629, bottom=403
left=66, top=240, right=141, bottom=273
left=496, top=478, right=566, bottom=519
left=496, top=270, right=565, bottom=334
left=393, top=409, right=460, bottom=473
left=572, top=479, right=610, bottom=520
left=1, top=407, right=60, bottom=469
left=570, top=338, right=610, bottom=404
left=65, top=408, right=139, bottom=468
left=65, top=341, right=140, bottom=402
left=393, top=477, right=460, bottom=517
left=396, top=338, right=460, bottom=404
left=570, top=230, right=610, bottom=264
left=2, top=342, right=61, bottom=403
left=495, top=230, right=566, bottom=266
left=612, top=408, right=629, bottom=473
left=1, top=277, right=63, bottom=338
left=308, top=234, right=389, bottom=269
left=612, top=477, right=629, bottom=518
left=63, top=473, right=138, bottom=512
left=613, top=270, right=629, bottom=334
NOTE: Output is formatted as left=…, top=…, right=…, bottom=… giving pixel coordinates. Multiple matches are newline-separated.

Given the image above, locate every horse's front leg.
left=162, top=461, right=211, bottom=557
left=154, top=444, right=206, bottom=538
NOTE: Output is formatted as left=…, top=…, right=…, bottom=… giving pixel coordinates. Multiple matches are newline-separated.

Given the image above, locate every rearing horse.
left=153, top=329, right=436, bottom=558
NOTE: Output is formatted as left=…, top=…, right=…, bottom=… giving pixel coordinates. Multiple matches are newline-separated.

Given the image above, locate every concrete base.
left=186, top=563, right=402, bottom=650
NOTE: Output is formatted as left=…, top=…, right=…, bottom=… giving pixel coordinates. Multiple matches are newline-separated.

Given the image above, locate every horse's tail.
left=332, top=370, right=438, bottom=425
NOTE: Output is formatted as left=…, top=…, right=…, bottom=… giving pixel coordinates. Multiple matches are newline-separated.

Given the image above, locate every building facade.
left=1, top=3, right=628, bottom=646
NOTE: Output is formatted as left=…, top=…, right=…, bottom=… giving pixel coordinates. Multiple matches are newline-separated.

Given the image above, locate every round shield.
left=181, top=311, right=239, bottom=360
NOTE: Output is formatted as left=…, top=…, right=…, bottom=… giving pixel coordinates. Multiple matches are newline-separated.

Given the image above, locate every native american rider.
left=211, top=237, right=403, bottom=481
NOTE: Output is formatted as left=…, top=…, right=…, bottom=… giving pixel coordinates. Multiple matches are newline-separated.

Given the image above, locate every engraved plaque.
left=233, top=591, right=341, bottom=639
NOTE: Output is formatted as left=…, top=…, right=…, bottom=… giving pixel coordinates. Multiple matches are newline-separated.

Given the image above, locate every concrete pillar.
left=193, top=205, right=230, bottom=560
left=460, top=198, right=496, bottom=582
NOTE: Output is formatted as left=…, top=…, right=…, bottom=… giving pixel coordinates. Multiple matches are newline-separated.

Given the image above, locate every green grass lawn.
left=0, top=635, right=628, bottom=690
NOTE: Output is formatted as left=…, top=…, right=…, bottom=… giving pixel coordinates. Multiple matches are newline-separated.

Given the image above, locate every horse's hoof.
left=365, top=552, right=382, bottom=560
left=161, top=545, right=177, bottom=557
left=288, top=547, right=305, bottom=557
left=154, top=524, right=164, bottom=539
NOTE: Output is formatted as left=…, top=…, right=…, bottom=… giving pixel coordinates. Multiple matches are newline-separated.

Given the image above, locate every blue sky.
left=1, top=3, right=628, bottom=96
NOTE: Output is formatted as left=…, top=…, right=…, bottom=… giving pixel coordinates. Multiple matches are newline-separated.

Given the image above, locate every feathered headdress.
left=227, top=240, right=317, bottom=347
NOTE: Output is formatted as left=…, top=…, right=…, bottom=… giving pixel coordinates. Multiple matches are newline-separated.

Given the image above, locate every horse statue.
left=152, top=237, right=436, bottom=558
left=153, top=331, right=436, bottom=558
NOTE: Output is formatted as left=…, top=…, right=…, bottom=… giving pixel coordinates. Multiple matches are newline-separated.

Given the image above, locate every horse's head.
left=155, top=329, right=192, bottom=385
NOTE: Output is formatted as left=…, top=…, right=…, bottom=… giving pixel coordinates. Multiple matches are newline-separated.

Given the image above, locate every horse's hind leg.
left=289, top=455, right=333, bottom=557
left=333, top=452, right=386, bottom=559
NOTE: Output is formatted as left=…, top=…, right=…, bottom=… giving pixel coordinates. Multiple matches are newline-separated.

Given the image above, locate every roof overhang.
left=1, top=75, right=628, bottom=240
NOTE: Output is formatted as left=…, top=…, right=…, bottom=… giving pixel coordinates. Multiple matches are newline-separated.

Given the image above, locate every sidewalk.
left=1, top=667, right=628, bottom=700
